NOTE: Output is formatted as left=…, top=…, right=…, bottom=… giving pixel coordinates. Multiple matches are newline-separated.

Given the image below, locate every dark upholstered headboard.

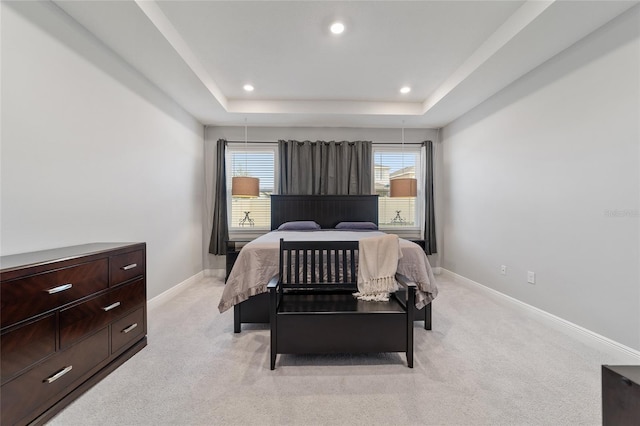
left=270, top=195, right=379, bottom=230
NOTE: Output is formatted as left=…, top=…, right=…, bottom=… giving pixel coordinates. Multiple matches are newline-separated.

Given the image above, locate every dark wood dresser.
left=603, top=365, right=640, bottom=425
left=0, top=243, right=147, bottom=425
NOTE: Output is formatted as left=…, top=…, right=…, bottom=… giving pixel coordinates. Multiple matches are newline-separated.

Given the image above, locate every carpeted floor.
left=48, top=273, right=638, bottom=425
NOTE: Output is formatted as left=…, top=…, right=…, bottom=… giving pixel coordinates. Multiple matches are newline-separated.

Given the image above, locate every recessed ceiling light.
left=243, top=84, right=254, bottom=92
left=330, top=22, right=345, bottom=35
left=400, top=86, right=411, bottom=94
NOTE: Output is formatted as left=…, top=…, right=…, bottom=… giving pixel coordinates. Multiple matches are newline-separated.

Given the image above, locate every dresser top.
left=0, top=243, right=144, bottom=273
left=605, top=365, right=640, bottom=383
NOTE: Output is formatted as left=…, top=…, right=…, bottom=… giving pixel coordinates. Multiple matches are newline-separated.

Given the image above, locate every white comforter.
left=218, top=230, right=438, bottom=313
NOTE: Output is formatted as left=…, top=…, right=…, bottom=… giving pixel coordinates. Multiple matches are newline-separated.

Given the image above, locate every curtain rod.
left=224, top=140, right=426, bottom=145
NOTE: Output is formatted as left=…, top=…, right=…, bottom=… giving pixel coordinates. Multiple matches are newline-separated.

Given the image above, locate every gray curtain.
left=208, top=139, right=228, bottom=255
left=423, top=140, right=437, bottom=254
left=278, top=140, right=372, bottom=195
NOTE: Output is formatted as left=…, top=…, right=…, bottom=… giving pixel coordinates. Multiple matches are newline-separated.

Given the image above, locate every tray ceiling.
left=54, top=0, right=637, bottom=128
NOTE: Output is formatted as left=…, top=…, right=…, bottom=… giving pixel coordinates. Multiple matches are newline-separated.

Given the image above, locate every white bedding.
left=218, top=230, right=438, bottom=313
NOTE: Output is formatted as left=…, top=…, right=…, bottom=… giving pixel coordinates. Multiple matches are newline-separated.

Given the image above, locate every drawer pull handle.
left=44, top=365, right=73, bottom=383
left=122, top=323, right=138, bottom=334
left=45, top=283, right=73, bottom=294
left=102, top=301, right=121, bottom=311
left=122, top=263, right=138, bottom=271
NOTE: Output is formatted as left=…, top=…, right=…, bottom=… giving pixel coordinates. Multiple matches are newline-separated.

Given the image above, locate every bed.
left=218, top=195, right=438, bottom=332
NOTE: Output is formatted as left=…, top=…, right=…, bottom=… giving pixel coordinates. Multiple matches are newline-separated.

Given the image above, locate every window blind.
left=226, top=143, right=277, bottom=230
left=373, top=147, right=422, bottom=229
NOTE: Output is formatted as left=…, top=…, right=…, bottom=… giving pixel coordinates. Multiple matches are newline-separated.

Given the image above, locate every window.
left=224, top=142, right=420, bottom=232
left=373, top=145, right=422, bottom=230
left=226, top=143, right=277, bottom=230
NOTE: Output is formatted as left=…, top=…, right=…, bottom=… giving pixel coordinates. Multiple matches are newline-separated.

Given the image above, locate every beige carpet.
left=48, top=273, right=638, bottom=425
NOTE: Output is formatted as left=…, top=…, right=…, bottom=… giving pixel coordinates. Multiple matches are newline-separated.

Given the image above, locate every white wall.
left=1, top=2, right=205, bottom=299
left=441, top=6, right=640, bottom=350
left=203, top=126, right=440, bottom=270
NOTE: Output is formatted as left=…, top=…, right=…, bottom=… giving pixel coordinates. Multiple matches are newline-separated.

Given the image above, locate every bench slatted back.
left=278, top=239, right=358, bottom=291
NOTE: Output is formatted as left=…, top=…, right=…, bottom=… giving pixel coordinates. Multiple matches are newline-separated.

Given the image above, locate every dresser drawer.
left=59, top=278, right=145, bottom=348
left=111, top=307, right=145, bottom=354
left=110, top=249, right=144, bottom=286
left=0, top=328, right=109, bottom=426
left=1, top=259, right=109, bottom=327
left=1, top=314, right=56, bottom=384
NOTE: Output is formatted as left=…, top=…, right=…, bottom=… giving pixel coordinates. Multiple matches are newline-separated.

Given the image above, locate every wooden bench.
left=267, top=239, right=416, bottom=370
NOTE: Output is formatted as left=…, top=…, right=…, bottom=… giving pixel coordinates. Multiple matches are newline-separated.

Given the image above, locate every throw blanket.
left=354, top=234, right=402, bottom=301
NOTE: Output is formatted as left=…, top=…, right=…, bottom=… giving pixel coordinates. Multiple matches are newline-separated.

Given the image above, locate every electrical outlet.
left=527, top=271, right=535, bottom=284
left=500, top=265, right=507, bottom=275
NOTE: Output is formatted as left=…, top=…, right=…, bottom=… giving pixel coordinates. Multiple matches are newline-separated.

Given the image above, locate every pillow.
left=335, top=221, right=378, bottom=230
left=277, top=221, right=321, bottom=231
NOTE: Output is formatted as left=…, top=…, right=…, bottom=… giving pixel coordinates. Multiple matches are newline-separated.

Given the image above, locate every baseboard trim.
left=148, top=271, right=204, bottom=311
left=432, top=266, right=442, bottom=275
left=440, top=268, right=640, bottom=361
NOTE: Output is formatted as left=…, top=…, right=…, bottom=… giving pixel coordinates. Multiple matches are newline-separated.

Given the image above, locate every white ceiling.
left=54, top=0, right=637, bottom=128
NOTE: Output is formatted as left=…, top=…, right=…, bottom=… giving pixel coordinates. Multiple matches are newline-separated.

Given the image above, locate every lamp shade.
left=231, top=176, right=259, bottom=198
left=390, top=178, right=417, bottom=197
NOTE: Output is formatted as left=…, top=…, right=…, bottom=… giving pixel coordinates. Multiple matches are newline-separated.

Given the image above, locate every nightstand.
left=225, top=239, right=252, bottom=282
left=407, top=239, right=426, bottom=252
